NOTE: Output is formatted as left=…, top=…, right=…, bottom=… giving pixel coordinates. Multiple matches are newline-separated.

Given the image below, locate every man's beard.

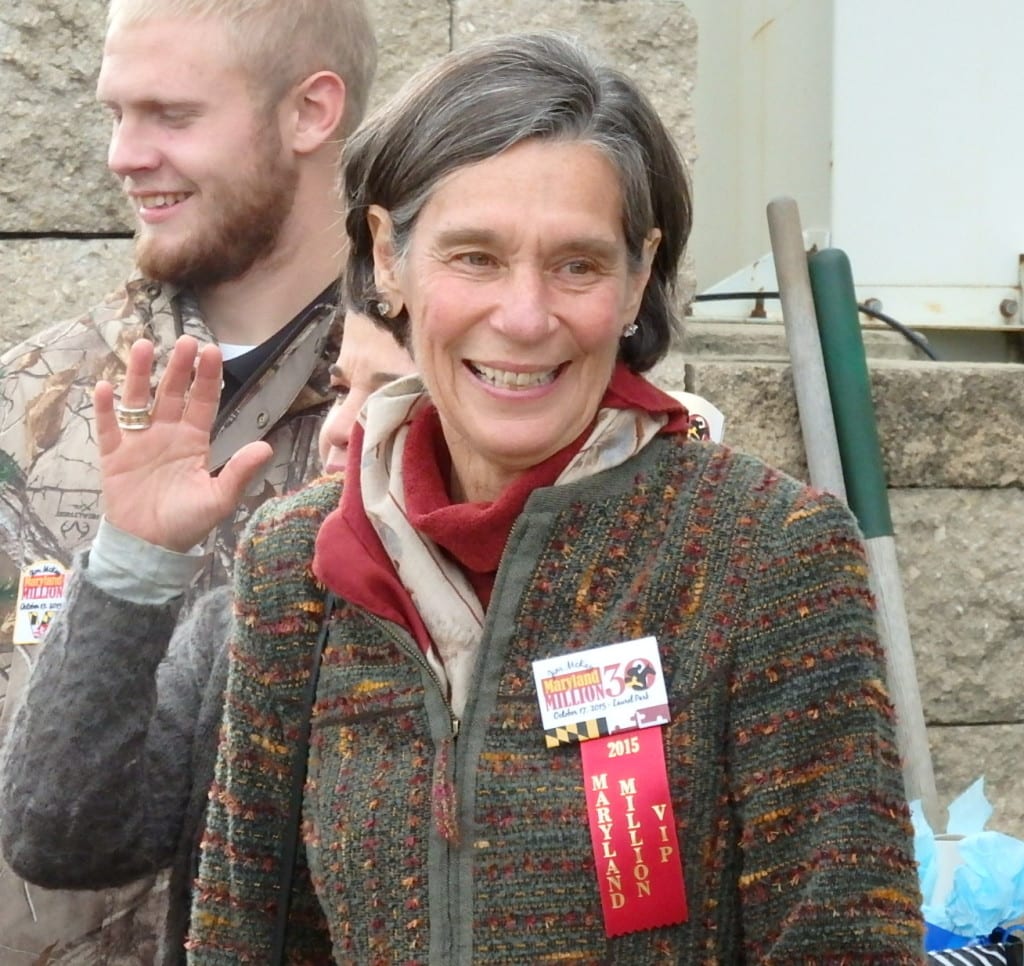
left=134, top=128, right=299, bottom=290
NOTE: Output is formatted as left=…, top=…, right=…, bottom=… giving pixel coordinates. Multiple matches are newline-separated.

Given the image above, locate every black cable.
left=692, top=291, right=781, bottom=302
left=857, top=303, right=941, bottom=361
left=691, top=291, right=941, bottom=361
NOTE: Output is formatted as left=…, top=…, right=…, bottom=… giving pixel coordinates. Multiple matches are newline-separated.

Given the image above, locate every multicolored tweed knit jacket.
left=189, top=436, right=924, bottom=965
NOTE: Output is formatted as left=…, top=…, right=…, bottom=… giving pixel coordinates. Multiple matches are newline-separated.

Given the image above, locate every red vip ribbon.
left=580, top=727, right=687, bottom=937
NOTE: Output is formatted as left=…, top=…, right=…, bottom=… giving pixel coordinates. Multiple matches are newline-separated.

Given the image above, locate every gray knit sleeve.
left=0, top=563, right=231, bottom=889
left=728, top=481, right=923, bottom=960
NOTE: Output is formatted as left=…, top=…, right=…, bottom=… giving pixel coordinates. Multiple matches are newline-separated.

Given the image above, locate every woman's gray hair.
left=343, top=31, right=692, bottom=373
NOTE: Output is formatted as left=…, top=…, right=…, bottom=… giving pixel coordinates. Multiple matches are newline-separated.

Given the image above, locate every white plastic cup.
left=931, top=834, right=966, bottom=907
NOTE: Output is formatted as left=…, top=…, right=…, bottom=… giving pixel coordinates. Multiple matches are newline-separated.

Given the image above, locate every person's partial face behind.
left=370, top=138, right=658, bottom=500
left=96, top=15, right=299, bottom=289
left=318, top=312, right=418, bottom=475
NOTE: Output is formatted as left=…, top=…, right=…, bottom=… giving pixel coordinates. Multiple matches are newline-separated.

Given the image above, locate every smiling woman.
left=368, top=138, right=657, bottom=501
left=186, top=31, right=925, bottom=964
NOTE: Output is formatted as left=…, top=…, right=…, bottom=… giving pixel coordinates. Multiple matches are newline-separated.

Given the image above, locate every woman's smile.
left=465, top=360, right=566, bottom=392
left=372, top=138, right=655, bottom=500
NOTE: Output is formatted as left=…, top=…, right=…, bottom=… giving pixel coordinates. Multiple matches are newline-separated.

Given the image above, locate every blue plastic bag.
left=913, top=779, right=1024, bottom=948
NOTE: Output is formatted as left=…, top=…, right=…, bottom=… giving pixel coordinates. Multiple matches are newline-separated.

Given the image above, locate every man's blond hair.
left=106, top=0, right=376, bottom=136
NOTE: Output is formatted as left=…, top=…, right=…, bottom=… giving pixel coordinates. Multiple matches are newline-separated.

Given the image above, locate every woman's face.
left=369, top=139, right=658, bottom=501
left=318, top=311, right=417, bottom=474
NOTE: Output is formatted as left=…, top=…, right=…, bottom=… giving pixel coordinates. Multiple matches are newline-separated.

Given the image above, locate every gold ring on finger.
left=115, top=404, right=153, bottom=431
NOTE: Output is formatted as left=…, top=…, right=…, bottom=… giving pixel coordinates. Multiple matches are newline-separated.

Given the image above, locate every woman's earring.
left=622, top=321, right=639, bottom=338
left=375, top=299, right=391, bottom=318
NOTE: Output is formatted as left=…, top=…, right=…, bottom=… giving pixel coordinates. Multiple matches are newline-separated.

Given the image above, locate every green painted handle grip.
left=807, top=249, right=893, bottom=539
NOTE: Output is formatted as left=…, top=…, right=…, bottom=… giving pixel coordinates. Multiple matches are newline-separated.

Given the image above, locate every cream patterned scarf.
left=359, top=375, right=668, bottom=716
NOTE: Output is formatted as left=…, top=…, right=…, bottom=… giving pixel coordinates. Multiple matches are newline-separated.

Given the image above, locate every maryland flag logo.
left=544, top=717, right=609, bottom=749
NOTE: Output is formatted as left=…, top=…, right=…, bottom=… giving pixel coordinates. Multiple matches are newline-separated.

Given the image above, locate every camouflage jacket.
left=0, top=275, right=340, bottom=965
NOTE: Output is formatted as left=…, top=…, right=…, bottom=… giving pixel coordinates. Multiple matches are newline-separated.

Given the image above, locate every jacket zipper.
left=362, top=514, right=530, bottom=964
left=366, top=612, right=459, bottom=734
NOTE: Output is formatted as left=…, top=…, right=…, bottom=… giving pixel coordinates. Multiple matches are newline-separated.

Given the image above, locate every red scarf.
left=312, top=363, right=690, bottom=653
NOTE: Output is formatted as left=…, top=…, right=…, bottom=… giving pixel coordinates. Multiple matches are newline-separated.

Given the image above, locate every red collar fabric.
left=312, top=362, right=689, bottom=650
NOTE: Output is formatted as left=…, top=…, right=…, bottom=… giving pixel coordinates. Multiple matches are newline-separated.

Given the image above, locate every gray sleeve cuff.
left=87, top=517, right=204, bottom=605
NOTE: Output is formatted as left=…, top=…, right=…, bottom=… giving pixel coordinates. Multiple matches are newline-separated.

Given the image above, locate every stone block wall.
left=663, top=352, right=1024, bottom=835
left=0, top=0, right=696, bottom=343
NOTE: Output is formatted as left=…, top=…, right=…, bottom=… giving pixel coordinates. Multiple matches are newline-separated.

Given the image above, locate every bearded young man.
left=0, top=0, right=375, bottom=961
